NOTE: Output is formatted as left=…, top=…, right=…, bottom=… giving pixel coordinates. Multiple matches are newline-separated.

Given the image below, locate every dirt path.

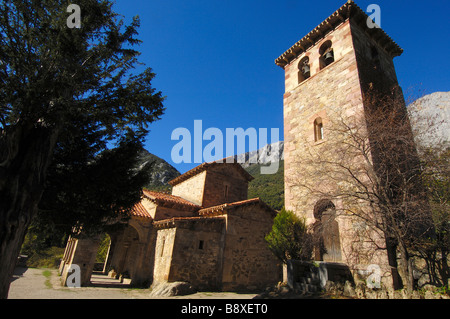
left=8, top=267, right=258, bottom=299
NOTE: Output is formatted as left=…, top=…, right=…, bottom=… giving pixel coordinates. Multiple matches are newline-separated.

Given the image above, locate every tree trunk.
left=0, top=123, right=59, bottom=298
left=398, top=243, right=414, bottom=293
left=385, top=237, right=403, bottom=290
left=439, top=247, right=449, bottom=287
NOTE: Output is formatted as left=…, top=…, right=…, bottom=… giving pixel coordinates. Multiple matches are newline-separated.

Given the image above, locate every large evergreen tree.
left=0, top=0, right=165, bottom=298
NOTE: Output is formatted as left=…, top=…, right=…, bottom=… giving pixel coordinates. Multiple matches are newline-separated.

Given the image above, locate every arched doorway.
left=88, top=224, right=141, bottom=287
left=313, top=199, right=342, bottom=262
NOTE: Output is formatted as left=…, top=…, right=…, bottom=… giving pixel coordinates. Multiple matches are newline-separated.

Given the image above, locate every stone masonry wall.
left=155, top=205, right=197, bottom=221
left=171, top=171, right=206, bottom=206
left=350, top=20, right=400, bottom=93
left=202, top=164, right=249, bottom=207
left=153, top=228, right=176, bottom=283
left=283, top=20, right=363, bottom=222
left=168, top=218, right=226, bottom=290
left=221, top=205, right=281, bottom=291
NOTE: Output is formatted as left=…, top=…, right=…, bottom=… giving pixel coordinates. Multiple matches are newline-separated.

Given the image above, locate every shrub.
left=265, top=208, right=313, bottom=263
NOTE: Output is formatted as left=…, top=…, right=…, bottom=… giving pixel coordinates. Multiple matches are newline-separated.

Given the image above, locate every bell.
left=324, top=50, right=334, bottom=64
left=301, top=64, right=310, bottom=77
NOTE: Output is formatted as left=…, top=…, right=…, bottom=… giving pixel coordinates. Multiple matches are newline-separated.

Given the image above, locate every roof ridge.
left=198, top=197, right=277, bottom=216
left=142, top=189, right=201, bottom=208
left=168, top=161, right=254, bottom=186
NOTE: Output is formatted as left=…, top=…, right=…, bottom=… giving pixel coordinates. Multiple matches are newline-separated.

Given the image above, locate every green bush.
left=265, top=208, right=313, bottom=264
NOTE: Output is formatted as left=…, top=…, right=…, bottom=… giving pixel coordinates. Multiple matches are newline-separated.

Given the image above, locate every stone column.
left=60, top=235, right=101, bottom=287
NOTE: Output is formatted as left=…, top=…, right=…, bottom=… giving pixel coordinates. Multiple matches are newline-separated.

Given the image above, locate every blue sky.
left=111, top=0, right=450, bottom=173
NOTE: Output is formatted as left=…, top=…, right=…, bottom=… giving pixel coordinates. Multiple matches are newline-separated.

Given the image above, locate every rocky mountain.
left=137, top=149, right=180, bottom=191
left=232, top=141, right=284, bottom=168
left=236, top=141, right=285, bottom=211
left=407, top=91, right=450, bottom=150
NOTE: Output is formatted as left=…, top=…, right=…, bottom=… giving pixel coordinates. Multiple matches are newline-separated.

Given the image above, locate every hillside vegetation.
left=246, top=161, right=284, bottom=211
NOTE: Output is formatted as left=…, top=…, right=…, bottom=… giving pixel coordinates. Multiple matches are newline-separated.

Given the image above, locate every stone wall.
left=202, top=164, right=249, bottom=207
left=153, top=227, right=176, bottom=283
left=172, top=164, right=249, bottom=208
left=140, top=197, right=157, bottom=219
left=171, top=171, right=206, bottom=205
left=283, top=20, right=363, bottom=221
left=155, top=205, right=197, bottom=221
left=221, top=205, right=282, bottom=291
left=151, top=205, right=280, bottom=291
left=286, top=260, right=353, bottom=292
left=167, top=218, right=226, bottom=290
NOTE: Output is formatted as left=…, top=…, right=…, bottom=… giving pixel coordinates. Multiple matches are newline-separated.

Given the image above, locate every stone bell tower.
left=276, top=1, right=406, bottom=286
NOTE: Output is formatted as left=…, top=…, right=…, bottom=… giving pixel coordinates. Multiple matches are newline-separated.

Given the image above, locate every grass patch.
left=26, top=247, right=64, bottom=269
left=42, top=270, right=53, bottom=289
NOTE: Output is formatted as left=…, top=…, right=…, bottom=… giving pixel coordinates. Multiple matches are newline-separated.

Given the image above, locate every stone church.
left=60, top=0, right=420, bottom=292
left=59, top=161, right=281, bottom=291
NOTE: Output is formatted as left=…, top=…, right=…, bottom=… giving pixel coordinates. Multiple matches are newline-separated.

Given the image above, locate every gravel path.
left=8, top=267, right=258, bottom=299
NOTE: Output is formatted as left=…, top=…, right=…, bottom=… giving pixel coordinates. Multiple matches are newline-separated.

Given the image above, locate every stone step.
left=294, top=282, right=320, bottom=293
left=304, top=272, right=320, bottom=280
left=298, top=277, right=320, bottom=285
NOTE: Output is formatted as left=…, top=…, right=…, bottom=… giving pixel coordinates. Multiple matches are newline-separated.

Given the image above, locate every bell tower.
left=276, top=0, right=406, bottom=285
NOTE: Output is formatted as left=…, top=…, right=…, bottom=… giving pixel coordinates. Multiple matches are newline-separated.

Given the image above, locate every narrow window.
left=319, top=40, right=334, bottom=70
left=224, top=184, right=229, bottom=200
left=314, top=118, right=324, bottom=141
left=298, top=56, right=310, bottom=83
left=198, top=240, right=204, bottom=250
left=160, top=237, right=165, bottom=257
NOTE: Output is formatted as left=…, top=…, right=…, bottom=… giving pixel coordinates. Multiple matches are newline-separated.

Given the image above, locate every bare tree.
left=288, top=88, right=435, bottom=292
left=414, top=148, right=449, bottom=287
left=407, top=94, right=449, bottom=288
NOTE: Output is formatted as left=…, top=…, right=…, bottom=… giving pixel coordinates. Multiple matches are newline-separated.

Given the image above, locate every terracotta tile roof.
left=275, top=0, right=403, bottom=68
left=198, top=197, right=277, bottom=217
left=130, top=201, right=152, bottom=219
left=143, top=190, right=200, bottom=211
left=168, top=160, right=254, bottom=186
left=130, top=190, right=277, bottom=222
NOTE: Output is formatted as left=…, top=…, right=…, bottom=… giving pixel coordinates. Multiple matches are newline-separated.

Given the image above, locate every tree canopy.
left=0, top=0, right=165, bottom=298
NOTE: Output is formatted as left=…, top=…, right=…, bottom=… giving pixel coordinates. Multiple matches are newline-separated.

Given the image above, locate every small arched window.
left=298, top=56, right=310, bottom=83
left=319, top=40, right=334, bottom=70
left=314, top=117, right=324, bottom=142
